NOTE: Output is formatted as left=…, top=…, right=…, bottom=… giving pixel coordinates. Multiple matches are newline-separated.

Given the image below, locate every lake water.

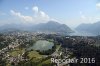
left=28, top=40, right=54, bottom=51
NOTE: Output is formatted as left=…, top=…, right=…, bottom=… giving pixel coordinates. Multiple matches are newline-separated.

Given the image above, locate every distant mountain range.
left=76, top=21, right=100, bottom=35
left=0, top=21, right=73, bottom=35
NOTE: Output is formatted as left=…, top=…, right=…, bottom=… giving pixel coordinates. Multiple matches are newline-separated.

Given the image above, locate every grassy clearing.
left=28, top=51, right=43, bottom=59
left=37, top=58, right=51, bottom=66
left=9, top=48, right=25, bottom=57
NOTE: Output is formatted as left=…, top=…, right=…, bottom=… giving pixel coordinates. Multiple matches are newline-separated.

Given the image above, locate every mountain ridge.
left=0, top=21, right=73, bottom=35
left=76, top=21, right=100, bottom=35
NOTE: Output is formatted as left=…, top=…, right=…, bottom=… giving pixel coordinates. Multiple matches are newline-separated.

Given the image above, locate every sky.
left=0, top=0, right=100, bottom=28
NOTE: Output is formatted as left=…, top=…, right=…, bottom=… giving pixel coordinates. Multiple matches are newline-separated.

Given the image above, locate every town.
left=0, top=31, right=100, bottom=66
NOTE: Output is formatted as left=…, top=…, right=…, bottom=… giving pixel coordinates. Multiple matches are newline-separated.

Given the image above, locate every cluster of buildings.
left=0, top=32, right=35, bottom=65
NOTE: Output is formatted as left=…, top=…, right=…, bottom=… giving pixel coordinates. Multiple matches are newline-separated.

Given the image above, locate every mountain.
left=31, top=21, right=73, bottom=33
left=76, top=21, right=100, bottom=35
left=0, top=21, right=73, bottom=35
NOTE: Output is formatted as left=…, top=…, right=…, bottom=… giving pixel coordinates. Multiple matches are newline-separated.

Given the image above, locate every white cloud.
left=96, top=3, right=100, bottom=9
left=10, top=10, right=33, bottom=22
left=32, top=6, right=49, bottom=18
left=39, top=11, right=49, bottom=18
left=81, top=15, right=86, bottom=19
left=39, top=11, right=50, bottom=20
left=10, top=6, right=51, bottom=24
left=79, top=11, right=95, bottom=23
left=79, top=11, right=100, bottom=23
left=32, top=6, right=50, bottom=23
left=80, top=11, right=86, bottom=20
left=32, top=6, right=38, bottom=14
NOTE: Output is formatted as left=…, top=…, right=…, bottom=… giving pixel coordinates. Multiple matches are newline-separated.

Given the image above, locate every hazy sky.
left=0, top=0, right=100, bottom=28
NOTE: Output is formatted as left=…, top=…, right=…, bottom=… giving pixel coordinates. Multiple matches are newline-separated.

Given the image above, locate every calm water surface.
left=29, top=40, right=54, bottom=51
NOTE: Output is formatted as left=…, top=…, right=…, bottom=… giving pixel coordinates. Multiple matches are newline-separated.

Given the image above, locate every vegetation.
left=9, top=48, right=25, bottom=57
left=0, top=32, right=100, bottom=66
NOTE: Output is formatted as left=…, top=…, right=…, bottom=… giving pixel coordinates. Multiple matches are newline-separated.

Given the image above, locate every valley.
left=0, top=31, right=100, bottom=66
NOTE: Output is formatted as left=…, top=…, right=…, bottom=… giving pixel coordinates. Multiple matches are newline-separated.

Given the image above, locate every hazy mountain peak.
left=0, top=20, right=73, bottom=35
left=76, top=21, right=100, bottom=35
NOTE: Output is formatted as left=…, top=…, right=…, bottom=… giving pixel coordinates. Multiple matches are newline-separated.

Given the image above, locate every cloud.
left=80, top=11, right=86, bottom=20
left=79, top=11, right=95, bottom=23
left=32, top=6, right=49, bottom=19
left=10, top=6, right=50, bottom=24
left=32, top=6, right=38, bottom=14
left=79, top=11, right=99, bottom=23
left=39, top=11, right=49, bottom=18
left=39, top=11, right=50, bottom=20
left=32, top=6, right=51, bottom=23
left=32, top=6, right=50, bottom=23
left=10, top=10, right=33, bottom=22
left=96, top=3, right=100, bottom=9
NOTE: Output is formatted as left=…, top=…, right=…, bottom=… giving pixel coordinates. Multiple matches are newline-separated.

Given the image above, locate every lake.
left=28, top=40, right=54, bottom=51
